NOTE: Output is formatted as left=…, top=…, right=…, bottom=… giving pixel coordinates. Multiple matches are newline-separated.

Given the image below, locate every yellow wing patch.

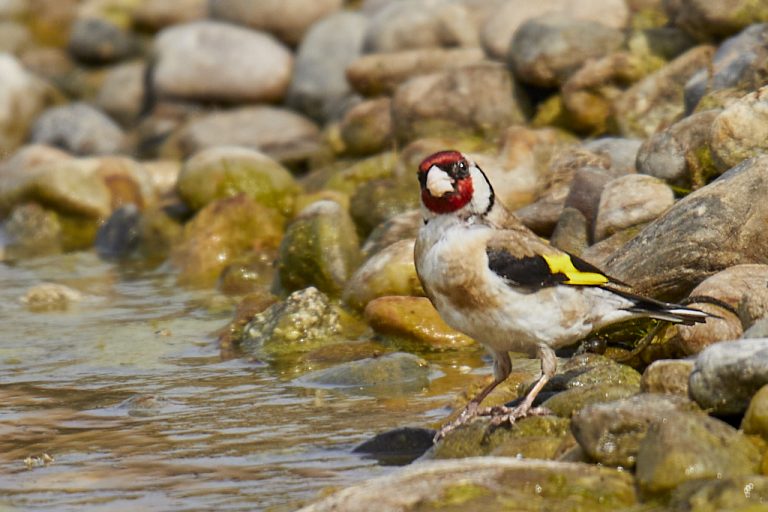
left=541, top=253, right=609, bottom=286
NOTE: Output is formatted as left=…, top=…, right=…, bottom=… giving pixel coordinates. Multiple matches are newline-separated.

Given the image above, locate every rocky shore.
left=5, top=0, right=768, bottom=510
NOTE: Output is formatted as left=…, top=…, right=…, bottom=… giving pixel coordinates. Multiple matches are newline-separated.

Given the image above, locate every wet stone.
left=1, top=202, right=63, bottom=259
left=669, top=476, right=768, bottom=512
left=571, top=393, right=700, bottom=468
left=689, top=338, right=768, bottom=415
left=361, top=209, right=421, bottom=259
left=641, top=359, right=694, bottom=396
left=353, top=427, right=436, bottom=465
left=293, top=352, right=429, bottom=396
left=742, top=384, right=768, bottom=442
left=20, top=282, right=83, bottom=311
left=635, top=412, right=762, bottom=495
left=242, top=287, right=341, bottom=358
left=95, top=203, right=140, bottom=260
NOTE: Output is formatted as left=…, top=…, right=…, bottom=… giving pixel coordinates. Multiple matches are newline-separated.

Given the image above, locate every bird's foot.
left=480, top=404, right=552, bottom=427
left=433, top=402, right=480, bottom=443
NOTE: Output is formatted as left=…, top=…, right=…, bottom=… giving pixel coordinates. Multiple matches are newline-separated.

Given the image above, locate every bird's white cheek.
left=426, top=166, right=454, bottom=197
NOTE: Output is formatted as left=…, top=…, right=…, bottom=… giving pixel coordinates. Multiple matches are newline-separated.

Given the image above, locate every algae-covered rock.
left=670, top=476, right=768, bottom=512
left=742, top=385, right=768, bottom=442
left=689, top=338, right=768, bottom=415
left=543, top=383, right=639, bottom=418
left=571, top=393, right=700, bottom=468
left=343, top=239, right=423, bottom=311
left=276, top=200, right=361, bottom=297
left=298, top=458, right=638, bottom=512
left=339, top=98, right=393, bottom=157
left=349, top=177, right=419, bottom=237
left=293, top=352, right=429, bottom=395
left=433, top=415, right=571, bottom=460
left=641, top=359, right=694, bottom=395
left=322, top=151, right=398, bottom=196
left=177, top=146, right=299, bottom=215
left=635, top=412, right=762, bottom=495
left=364, top=296, right=474, bottom=352
left=1, top=202, right=63, bottom=259
left=171, top=194, right=283, bottom=286
left=242, top=286, right=341, bottom=358
left=20, top=282, right=83, bottom=312
left=605, top=156, right=768, bottom=298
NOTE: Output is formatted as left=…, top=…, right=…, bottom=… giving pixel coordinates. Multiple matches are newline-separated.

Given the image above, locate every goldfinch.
left=414, top=150, right=709, bottom=440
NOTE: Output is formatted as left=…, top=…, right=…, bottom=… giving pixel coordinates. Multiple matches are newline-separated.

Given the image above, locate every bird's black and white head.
left=417, top=150, right=495, bottom=221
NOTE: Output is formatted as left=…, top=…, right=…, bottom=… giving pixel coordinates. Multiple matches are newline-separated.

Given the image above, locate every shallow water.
left=0, top=252, right=489, bottom=511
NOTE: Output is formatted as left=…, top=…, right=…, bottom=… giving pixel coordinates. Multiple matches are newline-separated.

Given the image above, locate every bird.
left=413, top=149, right=710, bottom=441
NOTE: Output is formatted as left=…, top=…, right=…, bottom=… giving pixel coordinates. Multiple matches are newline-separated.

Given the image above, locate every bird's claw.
left=483, top=404, right=552, bottom=427
left=433, top=402, right=480, bottom=443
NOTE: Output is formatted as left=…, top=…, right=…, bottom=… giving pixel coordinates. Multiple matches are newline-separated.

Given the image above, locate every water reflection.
left=0, top=252, right=487, bottom=511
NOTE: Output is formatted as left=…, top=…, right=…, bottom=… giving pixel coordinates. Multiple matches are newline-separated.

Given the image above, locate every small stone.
left=96, top=60, right=146, bottom=126
left=21, top=282, right=82, bottom=311
left=175, top=106, right=322, bottom=166
left=641, top=359, right=694, bottom=396
left=583, top=138, right=643, bottom=175
left=562, top=167, right=615, bottom=231
left=343, top=239, right=423, bottom=311
left=339, top=98, right=393, bottom=157
left=361, top=209, right=421, bottom=259
left=1, top=202, right=62, bottom=259
left=349, top=177, right=419, bottom=237
left=209, top=0, right=342, bottom=47
left=635, top=412, right=762, bottom=495
left=364, top=296, right=474, bottom=352
left=286, top=11, right=367, bottom=122
left=67, top=16, right=138, bottom=64
left=132, top=0, right=206, bottom=30
left=353, top=427, right=435, bottom=465
left=710, top=86, right=768, bottom=172
left=391, top=63, right=528, bottom=144
left=293, top=352, right=429, bottom=395
left=742, top=384, right=768, bottom=442
left=176, top=146, right=299, bottom=215
left=594, top=174, right=674, bottom=241
left=30, top=102, right=125, bottom=156
left=346, top=47, right=486, bottom=97
left=677, top=265, right=768, bottom=355
left=152, top=21, right=293, bottom=103
left=242, top=287, right=341, bottom=358
left=550, top=207, right=589, bottom=255
left=689, top=338, right=768, bottom=415
left=571, top=393, right=699, bottom=468
left=509, top=15, right=624, bottom=88
left=95, top=203, right=140, bottom=260
left=276, top=201, right=361, bottom=298
left=613, top=45, right=714, bottom=138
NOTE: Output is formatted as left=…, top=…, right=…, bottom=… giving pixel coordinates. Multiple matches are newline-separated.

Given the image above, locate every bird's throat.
left=421, top=177, right=474, bottom=213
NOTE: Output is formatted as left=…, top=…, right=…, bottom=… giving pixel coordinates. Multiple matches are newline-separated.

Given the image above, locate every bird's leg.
left=433, top=351, right=511, bottom=443
left=486, top=344, right=556, bottom=427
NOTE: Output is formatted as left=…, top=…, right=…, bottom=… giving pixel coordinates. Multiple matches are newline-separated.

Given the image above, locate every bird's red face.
left=417, top=150, right=474, bottom=214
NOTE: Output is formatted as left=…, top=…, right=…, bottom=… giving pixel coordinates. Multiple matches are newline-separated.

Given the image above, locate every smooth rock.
left=744, top=318, right=768, bottom=339
left=0, top=20, right=30, bottom=54
left=392, top=62, right=528, bottom=144
left=434, top=415, right=571, bottom=460
left=1, top=203, right=62, bottom=259
left=170, top=194, right=283, bottom=286
left=583, top=138, right=643, bottom=175
left=353, top=427, right=435, bottom=465
left=739, top=284, right=768, bottom=331
left=339, top=98, right=393, bottom=157
left=361, top=209, right=421, bottom=258
left=209, top=0, right=342, bottom=46
left=364, top=296, right=474, bottom=352
left=742, top=384, right=768, bottom=441
left=684, top=24, right=768, bottom=113
left=547, top=354, right=643, bottom=391
left=276, top=200, right=361, bottom=297
left=605, top=156, right=768, bottom=298
left=710, top=86, right=768, bottom=172
left=176, top=146, right=299, bottom=216
left=480, top=0, right=629, bottom=60
left=550, top=207, right=589, bottom=255
left=346, top=47, right=486, bottom=97
left=670, top=476, right=768, bottom=512
left=286, top=11, right=367, bottom=122
left=349, top=177, right=419, bottom=236
left=509, top=15, right=624, bottom=88
left=676, top=265, right=768, bottom=354
left=96, top=60, right=146, bottom=126
left=297, top=458, right=637, bottom=512
left=175, top=106, right=322, bottom=165
left=0, top=54, right=54, bottom=154
left=132, top=0, right=206, bottom=30
left=321, top=151, right=398, bottom=196
left=30, top=102, right=124, bottom=156
left=293, top=352, right=429, bottom=395
left=594, top=174, right=674, bottom=241
left=666, top=0, right=768, bottom=41
left=94, top=203, right=140, bottom=259
left=613, top=45, right=714, bottom=138
left=641, top=359, right=694, bottom=396
left=242, top=287, right=341, bottom=357
left=562, top=166, right=615, bottom=232
left=152, top=21, right=293, bottom=103
left=636, top=109, right=720, bottom=188
left=20, top=282, right=82, bottom=311
left=635, top=412, right=762, bottom=495
left=67, top=16, right=138, bottom=64
left=689, top=338, right=768, bottom=415
left=571, top=393, right=699, bottom=468
left=343, top=239, right=423, bottom=311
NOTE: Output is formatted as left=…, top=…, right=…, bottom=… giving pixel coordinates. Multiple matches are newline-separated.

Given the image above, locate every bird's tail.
left=608, top=287, right=712, bottom=326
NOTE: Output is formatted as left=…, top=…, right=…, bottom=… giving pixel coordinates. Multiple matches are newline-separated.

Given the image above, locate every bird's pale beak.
left=426, top=166, right=454, bottom=197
